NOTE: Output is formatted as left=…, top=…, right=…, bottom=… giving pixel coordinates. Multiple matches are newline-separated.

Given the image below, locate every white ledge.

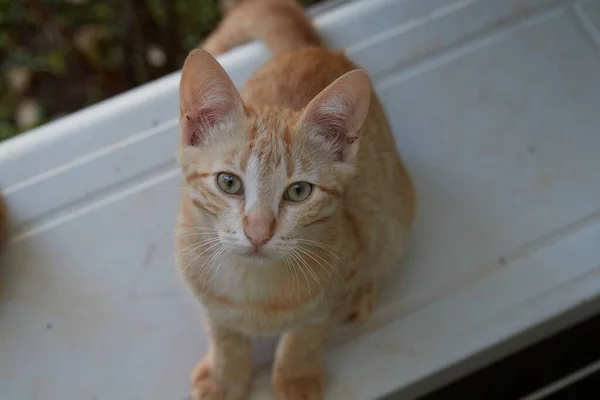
left=2, top=0, right=600, bottom=399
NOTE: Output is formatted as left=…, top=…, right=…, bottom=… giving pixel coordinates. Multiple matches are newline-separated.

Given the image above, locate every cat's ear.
left=296, top=69, right=371, bottom=162
left=179, top=49, right=244, bottom=147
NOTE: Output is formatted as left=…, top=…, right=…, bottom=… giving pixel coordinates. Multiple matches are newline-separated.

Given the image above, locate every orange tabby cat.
left=176, top=0, right=415, bottom=399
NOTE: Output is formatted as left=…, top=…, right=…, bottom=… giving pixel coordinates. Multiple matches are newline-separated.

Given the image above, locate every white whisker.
left=291, top=248, right=325, bottom=300
left=295, top=246, right=332, bottom=280
left=194, top=243, right=224, bottom=289
left=181, top=240, right=223, bottom=273
left=295, top=238, right=343, bottom=262
left=287, top=249, right=312, bottom=297
left=207, top=247, right=232, bottom=288
left=295, top=245, right=344, bottom=285
left=283, top=256, right=300, bottom=302
left=176, top=237, right=221, bottom=261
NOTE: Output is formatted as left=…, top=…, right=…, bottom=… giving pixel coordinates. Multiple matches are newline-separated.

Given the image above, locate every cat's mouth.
left=238, top=247, right=278, bottom=263
left=247, top=248, right=269, bottom=257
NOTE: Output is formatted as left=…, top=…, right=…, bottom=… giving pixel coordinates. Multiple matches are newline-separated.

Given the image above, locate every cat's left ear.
left=179, top=49, right=245, bottom=147
left=296, top=69, right=371, bottom=163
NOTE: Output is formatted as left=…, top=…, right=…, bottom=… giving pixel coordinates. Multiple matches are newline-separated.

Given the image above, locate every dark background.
left=0, top=0, right=323, bottom=141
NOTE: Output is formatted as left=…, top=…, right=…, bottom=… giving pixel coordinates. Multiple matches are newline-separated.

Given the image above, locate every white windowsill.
left=2, top=0, right=600, bottom=399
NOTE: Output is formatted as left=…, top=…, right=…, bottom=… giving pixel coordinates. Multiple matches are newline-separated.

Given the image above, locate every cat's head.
left=178, top=49, right=370, bottom=262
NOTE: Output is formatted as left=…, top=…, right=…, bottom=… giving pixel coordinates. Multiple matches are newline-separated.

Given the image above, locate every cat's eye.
left=284, top=182, right=313, bottom=202
left=216, top=172, right=244, bottom=195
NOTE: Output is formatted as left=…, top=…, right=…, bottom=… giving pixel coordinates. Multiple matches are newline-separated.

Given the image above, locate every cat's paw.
left=345, top=281, right=378, bottom=324
left=272, top=368, right=325, bottom=400
left=191, top=357, right=250, bottom=400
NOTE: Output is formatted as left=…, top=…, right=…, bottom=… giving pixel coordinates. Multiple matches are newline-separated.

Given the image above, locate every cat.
left=175, top=0, right=415, bottom=399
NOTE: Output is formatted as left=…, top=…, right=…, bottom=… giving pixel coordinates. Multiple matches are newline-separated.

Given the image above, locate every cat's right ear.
left=179, top=49, right=244, bottom=147
left=296, top=69, right=371, bottom=163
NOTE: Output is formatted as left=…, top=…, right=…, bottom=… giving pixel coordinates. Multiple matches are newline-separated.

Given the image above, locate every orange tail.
left=201, top=0, right=321, bottom=56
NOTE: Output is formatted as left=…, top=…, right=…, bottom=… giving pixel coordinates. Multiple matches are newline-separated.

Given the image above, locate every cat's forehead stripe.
left=245, top=113, right=292, bottom=176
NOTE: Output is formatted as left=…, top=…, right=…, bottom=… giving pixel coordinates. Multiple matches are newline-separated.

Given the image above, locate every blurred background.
left=0, top=0, right=323, bottom=142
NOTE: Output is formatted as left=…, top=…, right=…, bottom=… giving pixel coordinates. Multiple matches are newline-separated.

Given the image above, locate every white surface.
left=2, top=0, right=600, bottom=399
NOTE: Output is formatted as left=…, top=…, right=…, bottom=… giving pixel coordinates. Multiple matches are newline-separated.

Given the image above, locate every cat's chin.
left=233, top=249, right=277, bottom=265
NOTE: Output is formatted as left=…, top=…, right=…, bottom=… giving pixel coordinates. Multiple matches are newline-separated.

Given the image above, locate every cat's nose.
left=243, top=209, right=275, bottom=250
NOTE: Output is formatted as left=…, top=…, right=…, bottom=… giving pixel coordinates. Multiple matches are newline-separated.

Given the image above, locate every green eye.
left=216, top=172, right=244, bottom=195
left=284, top=182, right=313, bottom=202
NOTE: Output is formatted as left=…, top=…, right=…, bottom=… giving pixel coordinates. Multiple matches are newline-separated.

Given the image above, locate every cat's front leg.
left=191, top=321, right=253, bottom=400
left=272, top=321, right=333, bottom=400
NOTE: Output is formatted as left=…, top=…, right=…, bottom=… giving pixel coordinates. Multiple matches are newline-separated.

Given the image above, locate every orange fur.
left=202, top=0, right=321, bottom=56
left=177, top=1, right=415, bottom=399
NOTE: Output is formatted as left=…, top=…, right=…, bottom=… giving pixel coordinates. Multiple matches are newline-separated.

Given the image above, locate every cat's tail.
left=201, top=0, right=322, bottom=56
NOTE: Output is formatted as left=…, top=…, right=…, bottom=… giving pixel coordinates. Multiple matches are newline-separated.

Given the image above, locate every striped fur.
left=177, top=1, right=415, bottom=399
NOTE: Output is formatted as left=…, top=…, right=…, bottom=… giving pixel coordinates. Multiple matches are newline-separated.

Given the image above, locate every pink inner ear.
left=297, top=71, right=371, bottom=162
left=183, top=106, right=223, bottom=147
left=317, top=115, right=347, bottom=159
left=179, top=49, right=245, bottom=148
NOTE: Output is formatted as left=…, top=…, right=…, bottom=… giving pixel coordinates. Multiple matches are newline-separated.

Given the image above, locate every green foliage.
left=0, top=0, right=325, bottom=141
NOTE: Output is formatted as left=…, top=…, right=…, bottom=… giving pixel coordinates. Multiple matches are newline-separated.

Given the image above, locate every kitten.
left=176, top=0, right=415, bottom=399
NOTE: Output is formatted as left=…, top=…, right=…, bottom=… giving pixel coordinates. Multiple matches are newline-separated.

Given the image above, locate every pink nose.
left=243, top=209, right=275, bottom=250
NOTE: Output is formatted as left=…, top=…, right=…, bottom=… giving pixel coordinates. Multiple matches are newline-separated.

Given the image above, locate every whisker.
left=199, top=246, right=224, bottom=289
left=296, top=244, right=344, bottom=282
left=295, top=246, right=332, bottom=280
left=176, top=239, right=219, bottom=259
left=176, top=237, right=221, bottom=261
left=287, top=249, right=312, bottom=297
left=283, top=256, right=300, bottom=302
left=295, top=245, right=345, bottom=285
left=295, top=238, right=343, bottom=261
left=174, top=232, right=217, bottom=240
left=207, top=247, right=231, bottom=288
left=194, top=244, right=224, bottom=289
left=172, top=227, right=219, bottom=239
left=181, top=240, right=223, bottom=273
left=292, top=249, right=324, bottom=300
